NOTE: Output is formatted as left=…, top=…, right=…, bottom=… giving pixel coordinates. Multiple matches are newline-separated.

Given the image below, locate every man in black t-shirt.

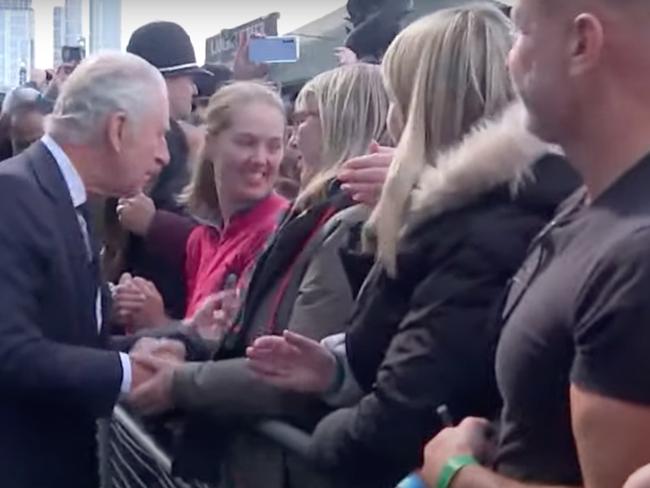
left=418, top=1, right=650, bottom=488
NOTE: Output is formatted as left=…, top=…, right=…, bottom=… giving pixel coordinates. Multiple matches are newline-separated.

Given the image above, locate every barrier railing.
left=113, top=406, right=175, bottom=472
left=101, top=406, right=200, bottom=488
left=101, top=406, right=313, bottom=488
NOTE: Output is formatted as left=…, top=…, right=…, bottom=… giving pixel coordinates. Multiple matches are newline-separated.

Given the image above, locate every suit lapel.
left=28, top=143, right=87, bottom=258
left=27, top=142, right=101, bottom=339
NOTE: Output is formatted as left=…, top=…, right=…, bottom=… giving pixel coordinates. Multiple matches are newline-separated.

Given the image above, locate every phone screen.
left=249, top=37, right=299, bottom=64
left=62, top=46, right=85, bottom=64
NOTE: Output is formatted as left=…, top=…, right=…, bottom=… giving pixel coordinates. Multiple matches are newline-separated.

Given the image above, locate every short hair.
left=45, top=51, right=166, bottom=145
left=2, top=87, right=41, bottom=115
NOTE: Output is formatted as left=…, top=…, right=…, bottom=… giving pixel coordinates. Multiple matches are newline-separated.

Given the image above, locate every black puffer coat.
left=307, top=107, right=580, bottom=487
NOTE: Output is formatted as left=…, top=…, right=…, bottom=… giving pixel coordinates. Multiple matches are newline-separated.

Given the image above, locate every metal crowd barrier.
left=100, top=406, right=313, bottom=488
left=113, top=406, right=175, bottom=473
left=100, top=405, right=202, bottom=488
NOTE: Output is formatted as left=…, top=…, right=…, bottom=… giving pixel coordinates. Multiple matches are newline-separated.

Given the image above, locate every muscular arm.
left=568, top=231, right=650, bottom=488
left=450, top=388, right=650, bottom=488
left=452, top=232, right=650, bottom=488
left=571, top=386, right=650, bottom=488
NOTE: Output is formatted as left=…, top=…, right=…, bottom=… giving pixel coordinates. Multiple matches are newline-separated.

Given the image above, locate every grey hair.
left=2, top=87, right=41, bottom=115
left=45, top=51, right=167, bottom=145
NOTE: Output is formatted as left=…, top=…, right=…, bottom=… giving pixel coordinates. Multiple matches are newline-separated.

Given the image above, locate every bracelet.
left=436, top=455, right=478, bottom=488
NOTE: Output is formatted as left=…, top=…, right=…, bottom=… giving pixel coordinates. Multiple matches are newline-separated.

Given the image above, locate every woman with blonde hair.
left=247, top=4, right=578, bottom=486
left=127, top=63, right=390, bottom=487
left=111, top=80, right=289, bottom=329
left=217, top=64, right=388, bottom=349
left=292, top=63, right=389, bottom=206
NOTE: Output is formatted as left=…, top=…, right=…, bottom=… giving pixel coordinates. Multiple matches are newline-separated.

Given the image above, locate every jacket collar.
left=40, top=134, right=87, bottom=208
left=405, top=102, right=561, bottom=233
left=198, top=192, right=288, bottom=235
left=25, top=140, right=78, bottom=208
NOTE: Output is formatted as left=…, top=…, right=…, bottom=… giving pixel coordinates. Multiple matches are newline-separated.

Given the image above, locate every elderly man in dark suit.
left=0, top=52, right=170, bottom=487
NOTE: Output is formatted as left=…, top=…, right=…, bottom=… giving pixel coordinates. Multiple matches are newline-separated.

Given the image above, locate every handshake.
left=125, top=337, right=186, bottom=416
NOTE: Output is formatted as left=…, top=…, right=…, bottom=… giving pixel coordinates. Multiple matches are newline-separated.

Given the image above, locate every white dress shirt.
left=41, top=134, right=132, bottom=394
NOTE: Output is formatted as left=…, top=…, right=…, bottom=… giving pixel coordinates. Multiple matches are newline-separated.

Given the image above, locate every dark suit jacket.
left=0, top=142, right=123, bottom=487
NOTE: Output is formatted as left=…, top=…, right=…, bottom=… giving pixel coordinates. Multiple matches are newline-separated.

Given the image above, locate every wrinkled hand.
left=129, top=277, right=168, bottom=330
left=117, top=193, right=156, bottom=236
left=186, top=289, right=241, bottom=341
left=127, top=354, right=179, bottom=416
left=131, top=337, right=186, bottom=364
left=129, top=353, right=156, bottom=392
left=420, top=418, right=496, bottom=488
left=246, top=330, right=337, bottom=393
left=112, top=273, right=142, bottom=328
left=113, top=275, right=169, bottom=332
left=233, top=31, right=269, bottom=80
left=334, top=46, right=359, bottom=66
left=339, top=141, right=393, bottom=206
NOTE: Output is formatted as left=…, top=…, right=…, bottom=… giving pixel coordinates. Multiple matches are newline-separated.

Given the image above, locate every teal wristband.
left=436, top=455, right=478, bottom=488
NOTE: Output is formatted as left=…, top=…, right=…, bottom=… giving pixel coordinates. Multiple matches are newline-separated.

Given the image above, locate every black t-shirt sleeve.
left=571, top=227, right=650, bottom=405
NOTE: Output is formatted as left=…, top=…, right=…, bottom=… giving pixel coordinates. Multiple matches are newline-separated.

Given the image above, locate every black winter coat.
left=306, top=118, right=580, bottom=487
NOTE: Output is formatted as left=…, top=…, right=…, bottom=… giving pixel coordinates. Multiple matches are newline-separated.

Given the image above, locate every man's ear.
left=106, top=112, right=127, bottom=154
left=569, top=13, right=604, bottom=76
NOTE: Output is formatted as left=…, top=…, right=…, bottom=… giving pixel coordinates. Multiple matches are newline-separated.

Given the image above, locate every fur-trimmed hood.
left=405, top=102, right=561, bottom=233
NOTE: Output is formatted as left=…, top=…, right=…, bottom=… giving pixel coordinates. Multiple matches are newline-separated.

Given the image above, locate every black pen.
left=437, top=404, right=454, bottom=427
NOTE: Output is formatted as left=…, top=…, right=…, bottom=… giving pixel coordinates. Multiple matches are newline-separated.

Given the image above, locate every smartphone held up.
left=61, top=45, right=85, bottom=64
left=248, top=36, right=300, bottom=64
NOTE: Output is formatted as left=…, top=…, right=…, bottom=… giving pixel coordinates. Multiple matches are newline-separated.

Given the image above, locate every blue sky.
left=34, top=0, right=346, bottom=68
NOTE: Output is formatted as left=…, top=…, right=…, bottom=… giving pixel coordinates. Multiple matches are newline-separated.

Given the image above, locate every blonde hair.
left=181, top=81, right=285, bottom=221
left=293, top=63, right=389, bottom=210
left=368, top=3, right=515, bottom=276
